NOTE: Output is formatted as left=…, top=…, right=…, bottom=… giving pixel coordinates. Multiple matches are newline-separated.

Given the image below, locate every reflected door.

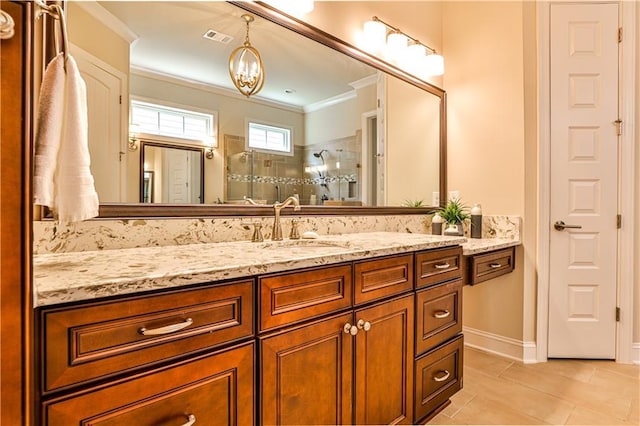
left=548, top=2, right=619, bottom=359
left=164, top=149, right=191, bottom=203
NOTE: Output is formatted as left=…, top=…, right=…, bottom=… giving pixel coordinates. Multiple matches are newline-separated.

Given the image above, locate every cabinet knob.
left=343, top=323, right=358, bottom=335
left=356, top=319, right=371, bottom=331
left=179, top=414, right=197, bottom=426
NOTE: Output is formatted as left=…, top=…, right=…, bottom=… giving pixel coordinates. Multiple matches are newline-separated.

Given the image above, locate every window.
left=247, top=121, right=292, bottom=155
left=131, top=100, right=216, bottom=146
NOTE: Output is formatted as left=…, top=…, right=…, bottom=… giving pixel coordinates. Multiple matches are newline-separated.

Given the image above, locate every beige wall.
left=386, top=76, right=441, bottom=206
left=443, top=1, right=528, bottom=342
left=67, top=3, right=129, bottom=75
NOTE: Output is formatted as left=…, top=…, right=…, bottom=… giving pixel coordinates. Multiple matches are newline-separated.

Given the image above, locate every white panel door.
left=164, top=149, right=191, bottom=203
left=72, top=46, right=126, bottom=202
left=548, top=3, right=619, bottom=359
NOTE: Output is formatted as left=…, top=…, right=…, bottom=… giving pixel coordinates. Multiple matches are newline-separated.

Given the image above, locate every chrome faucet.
left=272, top=196, right=301, bottom=241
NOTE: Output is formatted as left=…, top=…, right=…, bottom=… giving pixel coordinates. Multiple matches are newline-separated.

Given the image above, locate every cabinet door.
left=43, top=342, right=254, bottom=426
left=354, top=295, right=414, bottom=425
left=261, top=313, right=353, bottom=425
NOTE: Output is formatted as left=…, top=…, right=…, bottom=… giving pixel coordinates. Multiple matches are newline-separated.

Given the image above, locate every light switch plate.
left=449, top=190, right=460, bottom=201
left=432, top=192, right=440, bottom=206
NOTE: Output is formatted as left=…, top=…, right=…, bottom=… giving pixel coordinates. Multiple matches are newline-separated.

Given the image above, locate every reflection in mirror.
left=140, top=141, right=205, bottom=204
left=65, top=1, right=445, bottom=214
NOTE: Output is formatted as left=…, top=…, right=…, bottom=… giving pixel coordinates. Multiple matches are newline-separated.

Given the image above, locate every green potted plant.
left=438, top=198, right=470, bottom=236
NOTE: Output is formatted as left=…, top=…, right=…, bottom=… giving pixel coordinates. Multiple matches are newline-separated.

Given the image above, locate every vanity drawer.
left=466, top=246, right=515, bottom=285
left=415, top=246, right=462, bottom=289
left=259, top=264, right=352, bottom=332
left=414, top=334, right=464, bottom=423
left=40, top=279, right=254, bottom=393
left=42, top=341, right=254, bottom=426
left=354, top=254, right=414, bottom=305
left=416, top=279, right=463, bottom=355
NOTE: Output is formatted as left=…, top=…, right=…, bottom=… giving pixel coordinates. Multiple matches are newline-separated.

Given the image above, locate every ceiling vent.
left=202, top=29, right=233, bottom=44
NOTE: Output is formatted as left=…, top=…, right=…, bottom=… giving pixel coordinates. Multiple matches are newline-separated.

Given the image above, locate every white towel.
left=33, top=53, right=99, bottom=223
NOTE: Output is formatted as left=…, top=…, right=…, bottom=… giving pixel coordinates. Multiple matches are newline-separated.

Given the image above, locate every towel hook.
left=35, top=1, right=69, bottom=72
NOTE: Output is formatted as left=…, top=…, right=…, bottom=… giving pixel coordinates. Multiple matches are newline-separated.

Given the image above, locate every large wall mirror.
left=64, top=0, right=446, bottom=217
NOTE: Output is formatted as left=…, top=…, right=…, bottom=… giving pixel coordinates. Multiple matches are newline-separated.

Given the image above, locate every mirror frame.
left=93, top=0, right=446, bottom=218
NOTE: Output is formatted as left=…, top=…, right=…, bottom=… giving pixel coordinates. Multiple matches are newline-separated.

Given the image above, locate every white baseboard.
left=633, top=343, right=640, bottom=365
left=463, top=326, right=538, bottom=364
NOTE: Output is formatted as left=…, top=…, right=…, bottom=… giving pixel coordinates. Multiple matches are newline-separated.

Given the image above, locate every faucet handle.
left=241, top=221, right=264, bottom=242
left=289, top=219, right=300, bottom=240
left=252, top=222, right=264, bottom=242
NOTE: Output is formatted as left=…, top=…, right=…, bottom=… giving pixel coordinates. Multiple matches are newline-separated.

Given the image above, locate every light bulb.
left=424, top=53, right=445, bottom=76
left=385, top=32, right=409, bottom=65
left=361, top=20, right=386, bottom=54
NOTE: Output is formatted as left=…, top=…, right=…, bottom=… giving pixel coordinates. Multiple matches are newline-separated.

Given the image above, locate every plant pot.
left=443, top=221, right=464, bottom=236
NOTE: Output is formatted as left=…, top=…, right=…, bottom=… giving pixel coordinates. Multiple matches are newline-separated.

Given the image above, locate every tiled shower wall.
left=224, top=134, right=361, bottom=205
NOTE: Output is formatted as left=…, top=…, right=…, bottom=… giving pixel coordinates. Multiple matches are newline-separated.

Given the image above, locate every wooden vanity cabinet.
left=463, top=246, right=516, bottom=285
left=260, top=254, right=415, bottom=425
left=37, top=279, right=256, bottom=425
left=413, top=248, right=464, bottom=424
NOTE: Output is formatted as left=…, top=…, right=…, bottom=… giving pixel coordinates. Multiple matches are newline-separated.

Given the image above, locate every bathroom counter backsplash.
left=33, top=214, right=521, bottom=254
left=33, top=232, right=467, bottom=307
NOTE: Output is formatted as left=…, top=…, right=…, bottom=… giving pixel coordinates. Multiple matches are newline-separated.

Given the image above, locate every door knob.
left=554, top=221, right=582, bottom=231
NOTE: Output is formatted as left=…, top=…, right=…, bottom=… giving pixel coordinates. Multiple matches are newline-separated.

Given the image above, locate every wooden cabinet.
left=261, top=295, right=414, bottom=426
left=463, top=246, right=515, bottom=285
left=415, top=247, right=462, bottom=289
left=42, top=341, right=255, bottom=426
left=39, top=279, right=254, bottom=394
left=354, top=295, right=414, bottom=425
left=259, top=264, right=352, bottom=332
left=354, top=254, right=413, bottom=305
left=260, top=255, right=416, bottom=425
left=260, top=313, right=354, bottom=425
left=416, top=279, right=463, bottom=354
left=412, top=248, right=464, bottom=424
left=414, top=335, right=464, bottom=421
left=38, top=245, right=466, bottom=425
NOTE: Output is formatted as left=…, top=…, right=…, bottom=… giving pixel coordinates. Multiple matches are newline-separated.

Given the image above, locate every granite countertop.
left=461, top=238, right=520, bottom=255
left=32, top=231, right=520, bottom=307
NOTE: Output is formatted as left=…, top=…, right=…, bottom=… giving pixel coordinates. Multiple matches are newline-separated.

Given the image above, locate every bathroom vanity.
left=34, top=232, right=473, bottom=425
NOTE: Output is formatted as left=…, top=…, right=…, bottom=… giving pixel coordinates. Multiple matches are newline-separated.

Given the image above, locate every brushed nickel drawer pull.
left=433, top=370, right=451, bottom=382
left=180, top=414, right=196, bottom=426
left=138, top=318, right=193, bottom=336
left=434, top=262, right=450, bottom=269
left=433, top=310, right=450, bottom=319
left=489, top=263, right=502, bottom=269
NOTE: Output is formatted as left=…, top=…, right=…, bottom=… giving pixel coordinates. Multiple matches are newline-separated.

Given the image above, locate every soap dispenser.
left=431, top=212, right=444, bottom=235
left=470, top=204, right=482, bottom=239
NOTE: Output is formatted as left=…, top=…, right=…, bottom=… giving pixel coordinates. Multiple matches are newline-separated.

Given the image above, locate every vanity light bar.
left=361, top=16, right=444, bottom=77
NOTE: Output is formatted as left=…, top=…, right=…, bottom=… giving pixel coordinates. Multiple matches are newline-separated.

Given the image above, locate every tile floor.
left=431, top=347, right=639, bottom=425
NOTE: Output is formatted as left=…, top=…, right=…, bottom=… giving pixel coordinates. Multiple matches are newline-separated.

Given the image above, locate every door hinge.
left=119, top=95, right=123, bottom=105
left=617, top=214, right=622, bottom=229
left=616, top=307, right=620, bottom=322
left=614, top=119, right=623, bottom=136
left=618, top=27, right=622, bottom=43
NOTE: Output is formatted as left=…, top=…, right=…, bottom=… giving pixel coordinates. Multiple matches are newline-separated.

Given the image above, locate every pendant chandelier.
left=229, top=14, right=265, bottom=98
